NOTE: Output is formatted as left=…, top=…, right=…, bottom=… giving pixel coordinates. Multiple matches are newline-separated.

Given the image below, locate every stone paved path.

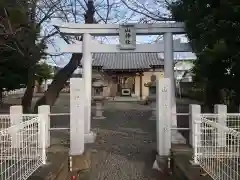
left=87, top=106, right=160, bottom=179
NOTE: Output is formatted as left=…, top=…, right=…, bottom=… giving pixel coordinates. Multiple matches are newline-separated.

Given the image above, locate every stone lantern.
left=145, top=75, right=157, bottom=120
left=92, top=77, right=106, bottom=119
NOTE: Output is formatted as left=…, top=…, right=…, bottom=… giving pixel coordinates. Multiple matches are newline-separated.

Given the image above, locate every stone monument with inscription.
left=156, top=78, right=171, bottom=156
left=70, top=78, right=85, bottom=155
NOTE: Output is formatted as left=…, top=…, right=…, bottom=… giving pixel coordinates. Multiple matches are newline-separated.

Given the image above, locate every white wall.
left=134, top=69, right=164, bottom=99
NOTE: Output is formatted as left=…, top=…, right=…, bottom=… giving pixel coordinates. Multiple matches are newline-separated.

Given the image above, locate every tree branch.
left=40, top=30, right=58, bottom=44
left=1, top=44, right=19, bottom=52
left=120, top=0, right=172, bottom=21
left=3, top=8, right=25, bottom=56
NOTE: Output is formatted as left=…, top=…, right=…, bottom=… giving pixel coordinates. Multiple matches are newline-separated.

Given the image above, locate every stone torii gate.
left=54, top=22, right=190, bottom=154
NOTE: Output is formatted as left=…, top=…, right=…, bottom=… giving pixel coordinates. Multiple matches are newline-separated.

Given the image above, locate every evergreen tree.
left=169, top=0, right=240, bottom=110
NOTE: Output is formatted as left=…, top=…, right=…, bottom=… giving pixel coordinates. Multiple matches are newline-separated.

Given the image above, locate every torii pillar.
left=164, top=32, right=177, bottom=127
left=82, top=33, right=96, bottom=143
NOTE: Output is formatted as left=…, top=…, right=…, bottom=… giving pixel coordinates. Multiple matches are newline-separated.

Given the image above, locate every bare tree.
left=2, top=0, right=172, bottom=111
left=1, top=0, right=130, bottom=111
left=33, top=0, right=174, bottom=111
left=34, top=0, right=131, bottom=111
left=120, top=0, right=173, bottom=23
left=0, top=0, right=62, bottom=112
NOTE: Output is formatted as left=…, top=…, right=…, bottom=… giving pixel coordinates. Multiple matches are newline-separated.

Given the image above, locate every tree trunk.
left=21, top=0, right=38, bottom=114
left=22, top=66, right=36, bottom=113
left=34, top=53, right=82, bottom=112
left=204, top=82, right=221, bottom=113
left=34, top=0, right=94, bottom=112
left=0, top=89, right=3, bottom=107
left=231, top=88, right=240, bottom=112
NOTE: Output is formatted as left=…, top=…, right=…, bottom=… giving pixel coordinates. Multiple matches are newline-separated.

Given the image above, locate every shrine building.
left=90, top=52, right=164, bottom=99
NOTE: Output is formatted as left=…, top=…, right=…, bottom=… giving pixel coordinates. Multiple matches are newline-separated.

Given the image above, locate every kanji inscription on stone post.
left=156, top=78, right=171, bottom=156
left=119, top=24, right=136, bottom=50
left=70, top=78, right=84, bottom=155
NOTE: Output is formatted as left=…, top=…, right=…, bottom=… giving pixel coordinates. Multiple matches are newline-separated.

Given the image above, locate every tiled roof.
left=91, top=52, right=163, bottom=70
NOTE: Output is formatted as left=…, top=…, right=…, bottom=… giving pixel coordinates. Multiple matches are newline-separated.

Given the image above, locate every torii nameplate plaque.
left=119, top=24, right=136, bottom=50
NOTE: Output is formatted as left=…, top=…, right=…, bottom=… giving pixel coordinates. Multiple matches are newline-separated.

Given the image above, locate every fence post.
left=10, top=105, right=23, bottom=148
left=38, top=109, right=47, bottom=164
left=189, top=104, right=201, bottom=164
left=214, top=104, right=227, bottom=147
left=156, top=78, right=171, bottom=156
left=70, top=78, right=85, bottom=155
left=38, top=105, right=50, bottom=148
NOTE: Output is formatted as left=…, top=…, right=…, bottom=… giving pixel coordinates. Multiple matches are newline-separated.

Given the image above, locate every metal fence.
left=0, top=115, right=11, bottom=130
left=226, top=114, right=240, bottom=131
left=194, top=114, right=240, bottom=180
left=0, top=115, right=46, bottom=180
left=49, top=113, right=70, bottom=131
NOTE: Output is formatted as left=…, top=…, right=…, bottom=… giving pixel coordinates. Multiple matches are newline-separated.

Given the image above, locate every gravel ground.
left=50, top=101, right=161, bottom=179
left=46, top=98, right=161, bottom=179
left=87, top=107, right=160, bottom=180
left=0, top=94, right=200, bottom=180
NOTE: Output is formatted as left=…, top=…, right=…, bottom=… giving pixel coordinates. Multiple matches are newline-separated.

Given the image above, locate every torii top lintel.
left=54, top=22, right=185, bottom=36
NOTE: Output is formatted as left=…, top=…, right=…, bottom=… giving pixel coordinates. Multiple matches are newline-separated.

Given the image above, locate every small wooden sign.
left=119, top=24, right=136, bottom=50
